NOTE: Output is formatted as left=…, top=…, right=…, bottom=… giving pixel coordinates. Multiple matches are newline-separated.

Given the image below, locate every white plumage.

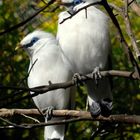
left=19, top=30, right=75, bottom=140
left=57, top=0, right=113, bottom=117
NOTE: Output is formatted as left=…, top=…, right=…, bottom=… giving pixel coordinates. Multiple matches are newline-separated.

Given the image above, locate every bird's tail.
left=44, top=117, right=66, bottom=140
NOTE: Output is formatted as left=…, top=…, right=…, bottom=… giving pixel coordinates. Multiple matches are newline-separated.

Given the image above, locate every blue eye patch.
left=23, top=37, right=39, bottom=48
left=73, top=0, right=83, bottom=6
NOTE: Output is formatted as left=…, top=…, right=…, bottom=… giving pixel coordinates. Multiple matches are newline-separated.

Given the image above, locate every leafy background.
left=0, top=0, right=140, bottom=139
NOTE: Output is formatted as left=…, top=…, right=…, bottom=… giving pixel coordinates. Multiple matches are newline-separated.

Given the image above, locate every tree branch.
left=59, top=0, right=140, bottom=76
left=0, top=0, right=56, bottom=35
left=59, top=1, right=102, bottom=24
left=0, top=70, right=139, bottom=108
left=0, top=108, right=140, bottom=129
left=129, top=0, right=140, bottom=16
left=101, top=0, right=140, bottom=76
left=110, top=0, right=140, bottom=60
left=124, top=0, right=140, bottom=59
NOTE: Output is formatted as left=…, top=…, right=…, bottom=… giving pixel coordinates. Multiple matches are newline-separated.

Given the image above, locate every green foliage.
left=0, top=0, right=140, bottom=140
left=136, top=0, right=140, bottom=4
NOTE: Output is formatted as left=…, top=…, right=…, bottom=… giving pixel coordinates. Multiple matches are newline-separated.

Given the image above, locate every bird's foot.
left=72, top=73, right=83, bottom=86
left=100, top=98, right=113, bottom=117
left=89, top=101, right=101, bottom=118
left=42, top=106, right=54, bottom=121
left=90, top=122, right=118, bottom=139
left=90, top=99, right=113, bottom=139
left=92, top=67, right=102, bottom=85
left=99, top=123, right=118, bottom=137
left=90, top=122, right=108, bottom=139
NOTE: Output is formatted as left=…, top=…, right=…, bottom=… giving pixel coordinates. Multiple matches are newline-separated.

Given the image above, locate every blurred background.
left=0, top=0, right=140, bottom=139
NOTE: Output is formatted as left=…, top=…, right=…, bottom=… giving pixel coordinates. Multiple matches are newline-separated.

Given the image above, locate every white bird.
left=57, top=0, right=113, bottom=117
left=18, top=30, right=75, bottom=140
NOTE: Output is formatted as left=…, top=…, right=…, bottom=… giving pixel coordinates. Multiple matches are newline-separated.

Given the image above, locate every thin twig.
left=101, top=0, right=140, bottom=76
left=18, top=58, right=38, bottom=86
left=0, top=70, right=139, bottom=108
left=124, top=0, right=140, bottom=59
left=60, top=0, right=140, bottom=75
left=129, top=0, right=140, bottom=16
left=0, top=109, right=140, bottom=129
left=0, top=117, right=27, bottom=128
left=0, top=0, right=56, bottom=35
left=59, top=1, right=102, bottom=24
left=128, top=0, right=135, bottom=6
left=110, top=1, right=140, bottom=59
left=20, top=113, right=40, bottom=123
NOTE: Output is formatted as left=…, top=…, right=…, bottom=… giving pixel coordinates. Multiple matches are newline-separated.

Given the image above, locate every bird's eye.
left=31, top=37, right=39, bottom=44
left=74, top=0, right=82, bottom=5
left=23, top=37, right=39, bottom=48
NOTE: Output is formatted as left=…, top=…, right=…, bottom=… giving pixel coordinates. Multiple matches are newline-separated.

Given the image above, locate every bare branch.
left=59, top=1, right=102, bottom=24
left=59, top=0, right=140, bottom=75
left=0, top=117, right=27, bottom=129
left=0, top=70, right=139, bottom=108
left=0, top=108, right=40, bottom=117
left=110, top=0, right=140, bottom=60
left=129, top=0, right=140, bottom=16
left=20, top=113, right=40, bottom=123
left=17, top=58, right=38, bottom=86
left=101, top=0, right=140, bottom=75
left=0, top=109, right=140, bottom=129
left=124, top=0, right=140, bottom=59
left=125, top=0, right=140, bottom=60
left=0, top=0, right=56, bottom=35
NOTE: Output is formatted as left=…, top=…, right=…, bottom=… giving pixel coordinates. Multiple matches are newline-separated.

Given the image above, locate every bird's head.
left=60, top=0, right=84, bottom=10
left=60, top=0, right=100, bottom=9
left=61, top=0, right=83, bottom=5
left=16, top=30, right=55, bottom=56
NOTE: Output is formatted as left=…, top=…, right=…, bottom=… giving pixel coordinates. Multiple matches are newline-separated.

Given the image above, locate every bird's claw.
left=99, top=122, right=118, bottom=137
left=92, top=67, right=102, bottom=85
left=42, top=106, right=54, bottom=121
left=72, top=73, right=83, bottom=86
left=90, top=122, right=112, bottom=139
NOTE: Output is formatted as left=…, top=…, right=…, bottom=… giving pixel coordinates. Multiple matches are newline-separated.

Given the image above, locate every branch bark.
left=110, top=0, right=140, bottom=60
left=0, top=70, right=139, bottom=108
left=102, top=0, right=140, bottom=76
left=124, top=0, right=140, bottom=59
left=0, top=108, right=140, bottom=128
left=129, top=0, right=140, bottom=16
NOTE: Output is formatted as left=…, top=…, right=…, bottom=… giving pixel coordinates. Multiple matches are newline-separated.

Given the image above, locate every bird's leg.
left=89, top=101, right=101, bottom=118
left=99, top=122, right=119, bottom=137
left=90, top=122, right=118, bottom=139
left=92, top=67, right=102, bottom=85
left=72, top=73, right=83, bottom=86
left=42, top=106, right=54, bottom=121
left=90, top=122, right=107, bottom=139
left=100, top=98, right=113, bottom=117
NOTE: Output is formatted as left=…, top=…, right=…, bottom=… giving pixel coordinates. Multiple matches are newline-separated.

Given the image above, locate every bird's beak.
left=15, top=43, right=22, bottom=50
